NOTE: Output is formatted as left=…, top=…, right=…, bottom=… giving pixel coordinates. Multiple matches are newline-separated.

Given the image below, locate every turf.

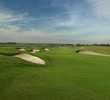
left=0, top=47, right=21, bottom=55
left=0, top=46, right=110, bottom=100
left=84, top=46, right=110, bottom=55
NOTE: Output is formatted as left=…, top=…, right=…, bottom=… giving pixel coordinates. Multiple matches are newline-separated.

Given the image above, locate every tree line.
left=0, top=42, right=110, bottom=47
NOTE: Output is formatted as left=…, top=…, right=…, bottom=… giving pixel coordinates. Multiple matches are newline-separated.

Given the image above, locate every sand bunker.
left=45, top=48, right=49, bottom=51
left=79, top=51, right=110, bottom=57
left=14, top=53, right=45, bottom=65
left=18, top=48, right=25, bottom=51
left=30, top=49, right=40, bottom=53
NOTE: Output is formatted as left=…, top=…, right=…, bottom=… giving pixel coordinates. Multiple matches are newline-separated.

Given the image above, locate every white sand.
left=18, top=48, right=25, bottom=51
left=14, top=53, right=45, bottom=65
left=45, top=48, right=49, bottom=51
left=30, top=49, right=40, bottom=53
left=79, top=51, right=110, bottom=57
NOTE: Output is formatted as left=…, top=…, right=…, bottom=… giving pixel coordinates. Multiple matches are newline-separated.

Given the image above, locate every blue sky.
left=0, top=0, right=110, bottom=43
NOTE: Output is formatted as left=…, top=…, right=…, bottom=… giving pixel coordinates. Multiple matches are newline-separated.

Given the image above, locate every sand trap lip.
left=18, top=48, right=25, bottom=51
left=45, top=48, right=49, bottom=51
left=30, top=49, right=40, bottom=53
left=14, top=53, right=45, bottom=65
left=79, top=50, right=110, bottom=57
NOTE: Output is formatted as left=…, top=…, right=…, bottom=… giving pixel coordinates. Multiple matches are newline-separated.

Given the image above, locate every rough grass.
left=0, top=46, right=110, bottom=100
left=0, top=47, right=22, bottom=55
left=84, top=46, right=110, bottom=55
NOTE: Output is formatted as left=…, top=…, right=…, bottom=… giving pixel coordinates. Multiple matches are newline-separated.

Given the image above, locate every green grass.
left=83, top=46, right=110, bottom=55
left=0, top=47, right=22, bottom=55
left=0, top=46, right=110, bottom=100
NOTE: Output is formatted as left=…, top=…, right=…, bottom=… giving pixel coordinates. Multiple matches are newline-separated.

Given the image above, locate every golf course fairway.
left=0, top=47, right=110, bottom=100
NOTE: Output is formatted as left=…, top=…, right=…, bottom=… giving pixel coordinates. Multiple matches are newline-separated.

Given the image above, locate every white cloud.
left=0, top=5, right=42, bottom=42
left=0, top=5, right=36, bottom=23
left=86, top=0, right=110, bottom=21
left=0, top=1, right=110, bottom=43
left=0, top=12, right=27, bottom=23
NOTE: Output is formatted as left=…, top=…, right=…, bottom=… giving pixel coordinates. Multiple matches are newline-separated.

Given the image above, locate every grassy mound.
left=0, top=47, right=22, bottom=55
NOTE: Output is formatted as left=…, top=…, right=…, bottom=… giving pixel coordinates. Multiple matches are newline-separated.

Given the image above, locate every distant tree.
left=76, top=44, right=82, bottom=47
left=92, top=44, right=99, bottom=46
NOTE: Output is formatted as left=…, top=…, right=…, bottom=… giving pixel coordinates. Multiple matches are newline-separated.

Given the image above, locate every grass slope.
left=0, top=47, right=22, bottom=55
left=0, top=47, right=110, bottom=100
left=84, top=46, right=110, bottom=55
